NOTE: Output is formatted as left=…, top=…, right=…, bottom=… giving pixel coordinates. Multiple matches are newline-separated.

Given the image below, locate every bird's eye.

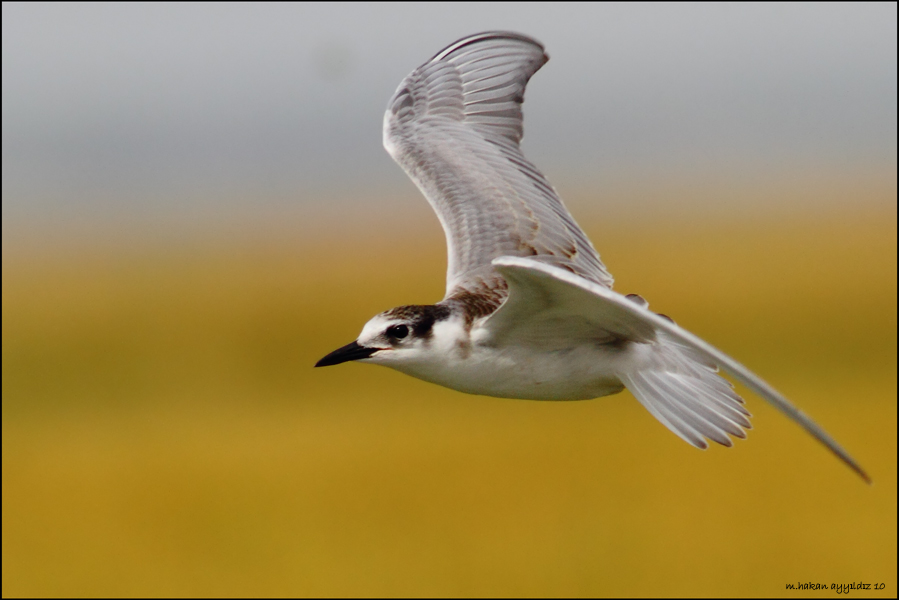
left=386, top=324, right=409, bottom=340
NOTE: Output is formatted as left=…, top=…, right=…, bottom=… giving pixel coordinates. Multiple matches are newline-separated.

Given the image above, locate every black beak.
left=315, top=341, right=379, bottom=367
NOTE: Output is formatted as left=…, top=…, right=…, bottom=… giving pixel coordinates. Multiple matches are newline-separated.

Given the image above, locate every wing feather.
left=490, top=256, right=870, bottom=483
left=384, top=32, right=613, bottom=300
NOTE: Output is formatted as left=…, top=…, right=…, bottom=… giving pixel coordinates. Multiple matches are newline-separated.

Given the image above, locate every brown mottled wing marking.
left=384, top=32, right=614, bottom=301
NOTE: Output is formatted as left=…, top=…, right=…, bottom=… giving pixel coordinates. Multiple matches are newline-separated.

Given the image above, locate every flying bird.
left=315, top=32, right=869, bottom=483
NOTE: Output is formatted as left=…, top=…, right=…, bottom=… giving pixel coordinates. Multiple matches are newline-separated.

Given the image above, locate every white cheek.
left=363, top=348, right=394, bottom=364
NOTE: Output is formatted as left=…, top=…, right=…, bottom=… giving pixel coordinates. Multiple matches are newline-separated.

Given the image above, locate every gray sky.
left=3, top=2, right=896, bottom=234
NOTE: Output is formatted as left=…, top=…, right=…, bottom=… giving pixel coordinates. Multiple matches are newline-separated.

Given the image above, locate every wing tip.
left=430, top=31, right=546, bottom=63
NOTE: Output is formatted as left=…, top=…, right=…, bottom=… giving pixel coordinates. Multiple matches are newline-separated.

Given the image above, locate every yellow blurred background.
left=3, top=4, right=897, bottom=596
left=3, top=181, right=896, bottom=597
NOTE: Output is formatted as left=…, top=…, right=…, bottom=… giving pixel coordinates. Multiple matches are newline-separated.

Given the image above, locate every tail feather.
left=651, top=372, right=749, bottom=439
left=624, top=371, right=714, bottom=449
left=621, top=334, right=752, bottom=449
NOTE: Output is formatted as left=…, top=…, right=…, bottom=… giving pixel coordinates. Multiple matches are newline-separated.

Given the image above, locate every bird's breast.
left=394, top=340, right=638, bottom=401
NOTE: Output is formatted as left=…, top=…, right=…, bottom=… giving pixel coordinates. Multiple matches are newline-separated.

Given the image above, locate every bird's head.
left=314, top=304, right=453, bottom=369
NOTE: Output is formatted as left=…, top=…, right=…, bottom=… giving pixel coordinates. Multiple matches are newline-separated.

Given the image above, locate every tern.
left=315, top=32, right=869, bottom=482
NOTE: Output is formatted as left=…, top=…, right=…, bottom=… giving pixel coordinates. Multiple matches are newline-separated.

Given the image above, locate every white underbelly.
left=394, top=341, right=644, bottom=401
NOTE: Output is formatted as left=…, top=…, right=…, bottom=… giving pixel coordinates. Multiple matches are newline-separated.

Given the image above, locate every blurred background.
left=3, top=3, right=896, bottom=596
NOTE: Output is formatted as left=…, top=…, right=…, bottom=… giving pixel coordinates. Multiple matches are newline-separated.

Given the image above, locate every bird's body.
left=361, top=305, right=630, bottom=401
left=315, top=32, right=868, bottom=482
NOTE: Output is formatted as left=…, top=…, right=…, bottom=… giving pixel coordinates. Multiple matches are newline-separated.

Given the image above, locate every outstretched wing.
left=384, top=32, right=613, bottom=301
left=488, top=256, right=870, bottom=483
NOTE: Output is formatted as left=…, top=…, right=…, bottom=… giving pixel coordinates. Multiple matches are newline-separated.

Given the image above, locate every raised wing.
left=489, top=256, right=871, bottom=483
left=384, top=32, right=613, bottom=301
